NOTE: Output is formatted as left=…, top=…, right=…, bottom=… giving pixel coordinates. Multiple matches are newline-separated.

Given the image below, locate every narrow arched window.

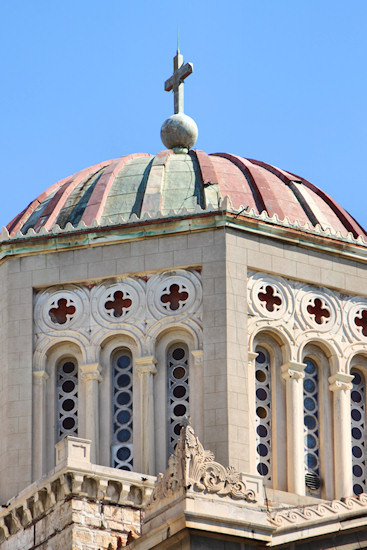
left=351, top=368, right=366, bottom=495
left=56, top=358, right=78, bottom=441
left=111, top=351, right=133, bottom=470
left=303, top=358, right=321, bottom=495
left=255, top=347, right=272, bottom=483
left=167, top=344, right=189, bottom=457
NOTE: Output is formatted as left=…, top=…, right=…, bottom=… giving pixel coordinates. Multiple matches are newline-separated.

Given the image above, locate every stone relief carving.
left=248, top=273, right=293, bottom=321
left=148, top=422, right=256, bottom=507
left=90, top=278, right=144, bottom=326
left=269, top=493, right=367, bottom=528
left=248, top=271, right=367, bottom=363
left=34, top=286, right=88, bottom=333
left=146, top=269, right=202, bottom=319
left=33, top=269, right=202, bottom=361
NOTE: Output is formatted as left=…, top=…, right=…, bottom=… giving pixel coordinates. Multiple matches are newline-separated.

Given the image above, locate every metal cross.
left=164, top=48, right=193, bottom=114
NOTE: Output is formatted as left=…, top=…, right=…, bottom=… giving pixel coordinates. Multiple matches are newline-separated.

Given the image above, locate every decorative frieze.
left=269, top=493, right=367, bottom=528
left=33, top=269, right=203, bottom=359
left=248, top=271, right=367, bottom=354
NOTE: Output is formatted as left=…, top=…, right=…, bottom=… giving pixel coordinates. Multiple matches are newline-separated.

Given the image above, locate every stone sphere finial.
left=160, top=113, right=198, bottom=153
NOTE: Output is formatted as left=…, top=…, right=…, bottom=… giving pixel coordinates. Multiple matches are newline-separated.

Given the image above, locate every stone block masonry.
left=0, top=437, right=155, bottom=550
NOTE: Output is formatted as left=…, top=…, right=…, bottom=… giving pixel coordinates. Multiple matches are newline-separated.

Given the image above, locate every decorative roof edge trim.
left=269, top=492, right=367, bottom=530
left=1, top=197, right=366, bottom=247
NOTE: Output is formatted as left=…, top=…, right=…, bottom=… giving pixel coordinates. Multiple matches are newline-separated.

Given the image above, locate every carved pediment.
left=148, top=422, right=256, bottom=508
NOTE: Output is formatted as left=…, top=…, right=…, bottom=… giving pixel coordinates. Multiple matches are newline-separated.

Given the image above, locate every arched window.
left=303, top=358, right=321, bottom=495
left=56, top=358, right=78, bottom=441
left=167, top=343, right=189, bottom=457
left=111, top=350, right=133, bottom=470
left=255, top=347, right=272, bottom=483
left=350, top=368, right=366, bottom=495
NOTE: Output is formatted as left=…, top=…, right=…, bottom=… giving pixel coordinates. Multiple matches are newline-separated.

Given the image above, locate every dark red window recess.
left=307, top=298, right=330, bottom=325
left=105, top=291, right=132, bottom=318
left=258, top=285, right=282, bottom=312
left=355, top=310, right=367, bottom=336
left=161, top=284, right=189, bottom=311
left=49, top=298, right=76, bottom=325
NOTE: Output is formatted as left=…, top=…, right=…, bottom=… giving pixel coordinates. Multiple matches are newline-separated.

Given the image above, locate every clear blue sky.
left=1, top=1, right=366, bottom=230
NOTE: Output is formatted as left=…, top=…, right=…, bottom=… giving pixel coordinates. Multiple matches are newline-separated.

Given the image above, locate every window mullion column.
left=136, top=356, right=157, bottom=475
left=329, top=372, right=353, bottom=499
left=281, top=361, right=306, bottom=495
left=80, top=363, right=102, bottom=464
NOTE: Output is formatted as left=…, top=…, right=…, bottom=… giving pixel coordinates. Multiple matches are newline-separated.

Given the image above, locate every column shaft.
left=80, top=363, right=102, bottom=464
left=329, top=373, right=353, bottom=499
left=281, top=361, right=306, bottom=495
left=32, top=371, right=48, bottom=481
left=136, top=357, right=157, bottom=475
left=248, top=351, right=259, bottom=475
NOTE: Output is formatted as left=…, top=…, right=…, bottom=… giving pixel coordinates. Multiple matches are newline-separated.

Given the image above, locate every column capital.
left=281, top=361, right=306, bottom=381
left=329, top=372, right=353, bottom=392
left=191, top=349, right=203, bottom=366
left=248, top=351, right=259, bottom=363
left=136, top=356, right=157, bottom=375
left=80, top=363, right=102, bottom=382
left=32, top=370, right=49, bottom=383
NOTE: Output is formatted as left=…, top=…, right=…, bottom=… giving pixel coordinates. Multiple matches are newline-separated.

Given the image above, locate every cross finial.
left=164, top=48, right=193, bottom=114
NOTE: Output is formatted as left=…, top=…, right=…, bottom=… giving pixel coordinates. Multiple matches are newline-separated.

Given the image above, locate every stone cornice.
left=1, top=208, right=367, bottom=266
left=269, top=493, right=367, bottom=533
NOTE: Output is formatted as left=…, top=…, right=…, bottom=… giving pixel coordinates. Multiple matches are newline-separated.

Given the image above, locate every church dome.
left=7, top=149, right=366, bottom=240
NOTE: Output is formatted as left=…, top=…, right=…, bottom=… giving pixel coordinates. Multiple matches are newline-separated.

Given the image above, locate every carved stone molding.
left=247, top=271, right=367, bottom=358
left=33, top=269, right=203, bottom=358
left=269, top=493, right=367, bottom=528
left=148, top=423, right=256, bottom=509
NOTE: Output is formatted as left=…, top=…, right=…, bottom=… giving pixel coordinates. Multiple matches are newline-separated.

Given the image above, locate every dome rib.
left=212, top=153, right=278, bottom=216
left=81, top=153, right=151, bottom=226
left=287, top=169, right=366, bottom=239
left=247, top=159, right=321, bottom=227
left=190, top=150, right=219, bottom=210
left=140, top=150, right=172, bottom=217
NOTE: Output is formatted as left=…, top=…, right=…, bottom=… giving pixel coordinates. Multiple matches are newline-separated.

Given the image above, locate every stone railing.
left=0, top=437, right=155, bottom=544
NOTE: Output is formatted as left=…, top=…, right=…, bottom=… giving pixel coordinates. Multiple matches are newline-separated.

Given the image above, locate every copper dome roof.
left=7, top=149, right=366, bottom=240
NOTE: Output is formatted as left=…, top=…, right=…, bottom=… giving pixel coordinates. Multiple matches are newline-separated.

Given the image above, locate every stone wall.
left=0, top=438, right=155, bottom=550
left=1, top=495, right=141, bottom=550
